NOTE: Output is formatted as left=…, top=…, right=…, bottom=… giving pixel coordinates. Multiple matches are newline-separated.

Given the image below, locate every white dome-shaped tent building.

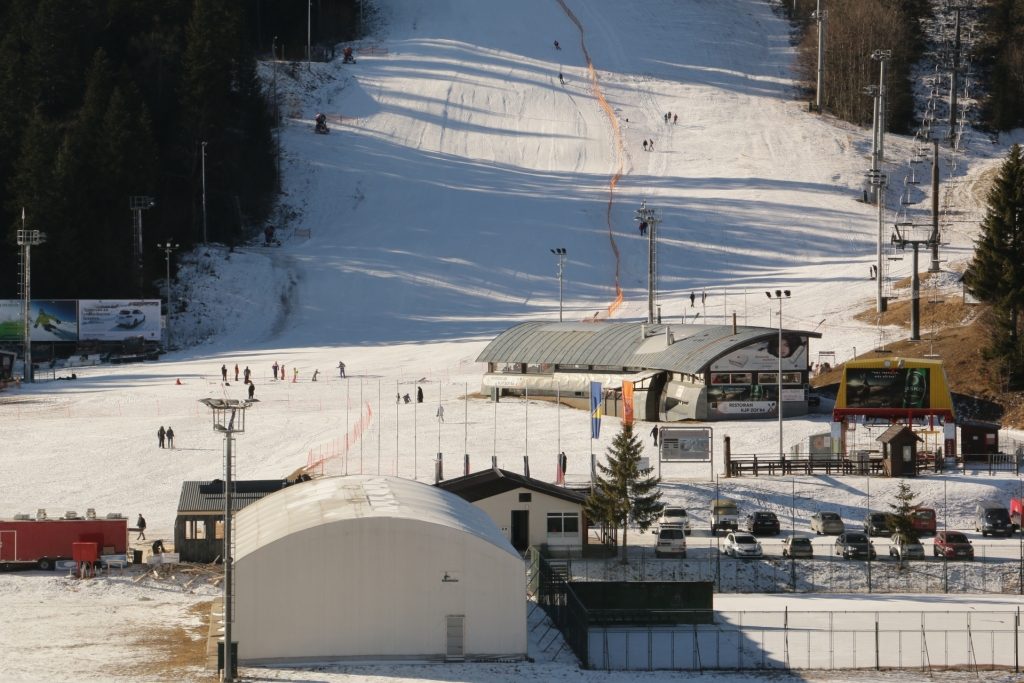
left=233, top=475, right=527, bottom=664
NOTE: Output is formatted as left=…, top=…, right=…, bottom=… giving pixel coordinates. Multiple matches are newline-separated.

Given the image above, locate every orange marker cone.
left=175, top=378, right=182, bottom=385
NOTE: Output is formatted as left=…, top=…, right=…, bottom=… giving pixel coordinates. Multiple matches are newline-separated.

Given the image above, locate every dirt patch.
left=125, top=601, right=217, bottom=682
left=816, top=296, right=1024, bottom=428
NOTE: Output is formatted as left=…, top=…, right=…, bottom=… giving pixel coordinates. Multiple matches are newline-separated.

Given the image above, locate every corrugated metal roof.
left=476, top=322, right=821, bottom=375
left=177, top=479, right=290, bottom=513
left=438, top=468, right=587, bottom=504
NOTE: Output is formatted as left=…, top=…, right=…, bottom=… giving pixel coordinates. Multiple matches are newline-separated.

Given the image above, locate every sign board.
left=78, top=300, right=161, bottom=341
left=660, top=427, right=712, bottom=462
left=844, top=367, right=930, bottom=409
left=710, top=336, right=808, bottom=372
left=781, top=388, right=805, bottom=402
left=0, top=299, right=78, bottom=342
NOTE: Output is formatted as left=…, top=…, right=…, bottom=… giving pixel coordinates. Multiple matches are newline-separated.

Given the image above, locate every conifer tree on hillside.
left=585, top=423, right=663, bottom=563
left=886, top=481, right=919, bottom=543
left=964, top=144, right=1024, bottom=387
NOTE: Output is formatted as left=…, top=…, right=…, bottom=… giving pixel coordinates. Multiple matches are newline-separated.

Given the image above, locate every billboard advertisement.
left=707, top=383, right=777, bottom=417
left=710, top=335, right=808, bottom=372
left=659, top=427, right=711, bottom=462
left=0, top=299, right=78, bottom=342
left=843, top=367, right=930, bottom=409
left=78, top=300, right=161, bottom=341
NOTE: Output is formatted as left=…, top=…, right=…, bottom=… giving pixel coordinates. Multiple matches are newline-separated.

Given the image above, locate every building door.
left=445, top=615, right=465, bottom=661
left=0, top=530, right=15, bottom=561
left=510, top=510, right=529, bottom=551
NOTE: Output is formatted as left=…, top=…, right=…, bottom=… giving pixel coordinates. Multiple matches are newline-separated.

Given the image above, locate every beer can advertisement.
left=78, top=300, right=161, bottom=341
left=0, top=299, right=78, bottom=342
left=844, top=367, right=930, bottom=409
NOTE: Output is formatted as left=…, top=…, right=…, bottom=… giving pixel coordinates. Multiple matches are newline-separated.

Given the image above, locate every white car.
left=116, top=309, right=146, bottom=328
left=657, top=506, right=692, bottom=535
left=722, top=532, right=763, bottom=558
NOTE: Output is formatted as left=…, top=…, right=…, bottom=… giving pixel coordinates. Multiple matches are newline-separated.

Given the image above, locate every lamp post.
left=199, top=398, right=254, bottom=682
left=16, top=212, right=44, bottom=383
left=201, top=142, right=208, bottom=244
left=129, top=196, right=155, bottom=297
left=158, top=241, right=179, bottom=349
left=766, top=289, right=791, bottom=460
left=550, top=248, right=567, bottom=321
left=635, top=200, right=660, bottom=323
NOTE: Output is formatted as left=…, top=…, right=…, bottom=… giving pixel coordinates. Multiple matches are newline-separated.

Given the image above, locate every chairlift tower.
left=16, top=214, right=45, bottom=383
left=871, top=50, right=891, bottom=160
left=634, top=200, right=660, bottom=324
left=891, top=223, right=936, bottom=341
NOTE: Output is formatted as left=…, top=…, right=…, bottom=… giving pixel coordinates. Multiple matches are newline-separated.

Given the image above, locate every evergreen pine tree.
left=584, top=423, right=663, bottom=562
left=964, top=144, right=1024, bottom=386
left=886, top=481, right=919, bottom=543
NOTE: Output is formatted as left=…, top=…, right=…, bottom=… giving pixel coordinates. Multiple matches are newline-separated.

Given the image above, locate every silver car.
left=889, top=534, right=925, bottom=561
left=811, top=511, right=844, bottom=535
left=722, top=532, right=763, bottom=558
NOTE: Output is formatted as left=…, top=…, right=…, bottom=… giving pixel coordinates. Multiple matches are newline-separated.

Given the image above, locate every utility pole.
left=201, top=142, right=208, bottom=244
left=129, top=196, right=155, bottom=297
left=929, top=138, right=941, bottom=272
left=872, top=50, right=891, bottom=160
left=813, top=0, right=826, bottom=112
left=550, top=248, right=567, bottom=321
left=635, top=200, right=660, bottom=324
left=17, top=210, right=44, bottom=383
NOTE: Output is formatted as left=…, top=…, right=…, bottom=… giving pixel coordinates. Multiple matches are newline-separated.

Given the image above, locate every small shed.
left=173, top=479, right=293, bottom=562
left=437, top=468, right=588, bottom=552
left=960, top=419, right=1000, bottom=462
left=876, top=425, right=922, bottom=477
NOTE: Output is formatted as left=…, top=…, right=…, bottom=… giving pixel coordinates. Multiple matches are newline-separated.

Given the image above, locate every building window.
left=184, top=519, right=207, bottom=540
left=519, top=493, right=532, bottom=502
left=547, top=512, right=580, bottom=537
left=214, top=520, right=224, bottom=540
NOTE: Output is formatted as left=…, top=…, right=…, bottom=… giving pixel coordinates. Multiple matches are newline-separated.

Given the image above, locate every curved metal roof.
left=476, top=321, right=821, bottom=375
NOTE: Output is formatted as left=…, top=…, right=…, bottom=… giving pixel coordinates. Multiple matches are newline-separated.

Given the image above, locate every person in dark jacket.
left=136, top=514, right=147, bottom=540
left=165, top=427, right=175, bottom=449
left=248, top=382, right=256, bottom=400
left=416, top=386, right=424, bottom=403
left=243, top=366, right=251, bottom=383
left=650, top=425, right=660, bottom=447
left=157, top=426, right=166, bottom=448
left=221, top=364, right=228, bottom=382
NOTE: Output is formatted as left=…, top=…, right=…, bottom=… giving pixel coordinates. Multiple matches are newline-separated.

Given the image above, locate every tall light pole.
left=766, top=289, right=791, bottom=460
left=813, top=0, right=826, bottom=112
left=129, top=196, right=155, bottom=297
left=635, top=199, right=660, bottom=324
left=201, top=142, right=208, bottom=244
left=872, top=50, right=891, bottom=160
left=16, top=211, right=44, bottom=383
left=550, top=248, right=567, bottom=321
left=199, top=398, right=254, bottom=683
left=307, top=0, right=312, bottom=71
left=158, top=241, right=179, bottom=349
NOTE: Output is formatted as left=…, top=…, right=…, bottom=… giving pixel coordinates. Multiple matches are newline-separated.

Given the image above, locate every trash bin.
left=132, top=549, right=142, bottom=564
left=217, top=640, right=238, bottom=679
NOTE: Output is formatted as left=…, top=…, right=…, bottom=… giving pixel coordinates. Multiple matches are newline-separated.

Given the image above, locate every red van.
left=910, top=507, right=937, bottom=536
left=1011, top=498, right=1024, bottom=531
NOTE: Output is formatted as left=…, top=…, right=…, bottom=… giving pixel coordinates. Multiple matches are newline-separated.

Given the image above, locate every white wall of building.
left=473, top=487, right=583, bottom=547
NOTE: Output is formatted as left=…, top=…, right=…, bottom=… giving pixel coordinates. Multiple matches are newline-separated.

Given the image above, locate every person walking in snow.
left=553, top=40, right=560, bottom=50
left=136, top=514, right=147, bottom=541
left=157, top=426, right=166, bottom=448
left=312, top=369, right=319, bottom=382
left=417, top=386, right=424, bottom=403
left=234, top=364, right=239, bottom=382
left=559, top=72, right=565, bottom=86
left=221, top=364, right=228, bottom=382
left=338, top=361, right=346, bottom=378
left=166, top=427, right=175, bottom=449
left=642, top=139, right=648, bottom=152
left=436, top=405, right=445, bottom=422
left=272, top=361, right=279, bottom=380
left=248, top=382, right=256, bottom=400
left=650, top=425, right=660, bottom=447
left=403, top=393, right=411, bottom=404
left=292, top=367, right=298, bottom=383
left=673, top=113, right=678, bottom=124
left=648, top=138, right=654, bottom=151
left=280, top=363, right=285, bottom=380
left=243, top=366, right=251, bottom=384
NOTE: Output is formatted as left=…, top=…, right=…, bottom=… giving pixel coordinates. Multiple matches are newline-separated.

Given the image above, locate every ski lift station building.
left=233, top=475, right=527, bottom=664
left=478, top=321, right=821, bottom=421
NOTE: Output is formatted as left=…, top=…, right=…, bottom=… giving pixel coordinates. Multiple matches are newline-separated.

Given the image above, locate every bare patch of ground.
left=125, top=601, right=217, bottom=682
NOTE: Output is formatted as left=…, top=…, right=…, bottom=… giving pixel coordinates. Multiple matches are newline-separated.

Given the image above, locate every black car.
left=863, top=511, right=891, bottom=537
left=744, top=510, right=780, bottom=536
left=835, top=532, right=877, bottom=560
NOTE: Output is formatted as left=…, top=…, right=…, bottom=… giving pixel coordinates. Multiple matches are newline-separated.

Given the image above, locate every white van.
left=655, top=527, right=687, bottom=558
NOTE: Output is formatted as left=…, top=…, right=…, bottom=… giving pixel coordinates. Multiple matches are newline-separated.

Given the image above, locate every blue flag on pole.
left=590, top=381, right=602, bottom=439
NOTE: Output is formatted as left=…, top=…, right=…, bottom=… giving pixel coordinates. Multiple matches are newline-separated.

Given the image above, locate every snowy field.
left=3, top=0, right=1024, bottom=680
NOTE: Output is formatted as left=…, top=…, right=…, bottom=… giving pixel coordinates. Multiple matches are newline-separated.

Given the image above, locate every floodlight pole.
left=550, top=248, right=567, bottom=321
left=130, top=196, right=155, bottom=297
left=813, top=0, right=826, bottom=112
left=635, top=200, right=660, bottom=323
left=201, top=142, right=208, bottom=244
left=307, top=0, right=312, bottom=70
left=872, top=50, right=891, bottom=160
left=17, top=212, right=44, bottom=383
left=159, top=241, right=179, bottom=349
left=767, top=290, right=791, bottom=460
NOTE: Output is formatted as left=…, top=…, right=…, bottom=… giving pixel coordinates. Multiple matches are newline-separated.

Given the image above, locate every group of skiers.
left=397, top=386, right=425, bottom=404
left=156, top=426, right=175, bottom=448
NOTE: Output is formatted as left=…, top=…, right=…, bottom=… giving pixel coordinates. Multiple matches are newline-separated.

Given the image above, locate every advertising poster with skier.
left=78, top=300, right=161, bottom=341
left=709, top=335, right=808, bottom=372
left=0, top=299, right=78, bottom=342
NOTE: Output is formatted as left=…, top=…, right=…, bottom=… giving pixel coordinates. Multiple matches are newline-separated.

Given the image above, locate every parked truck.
left=710, top=498, right=739, bottom=535
left=0, top=510, right=128, bottom=570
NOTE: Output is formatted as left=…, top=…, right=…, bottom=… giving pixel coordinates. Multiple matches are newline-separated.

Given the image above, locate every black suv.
left=745, top=510, right=780, bottom=536
left=863, top=511, right=891, bottom=537
left=835, top=532, right=877, bottom=560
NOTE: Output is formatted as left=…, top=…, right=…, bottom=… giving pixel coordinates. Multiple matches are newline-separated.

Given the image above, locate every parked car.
left=782, top=536, right=813, bottom=559
left=655, top=527, right=687, bottom=558
left=810, top=511, right=844, bottom=535
left=744, top=510, right=780, bottom=536
left=722, top=532, right=762, bottom=558
left=863, top=511, right=891, bottom=537
left=1011, top=497, right=1024, bottom=532
left=116, top=308, right=146, bottom=328
left=710, top=498, right=739, bottom=535
left=975, top=500, right=1012, bottom=537
left=888, top=533, right=925, bottom=561
left=835, top=532, right=876, bottom=560
left=910, top=507, right=937, bottom=536
left=932, top=530, right=974, bottom=560
left=657, top=506, right=692, bottom=535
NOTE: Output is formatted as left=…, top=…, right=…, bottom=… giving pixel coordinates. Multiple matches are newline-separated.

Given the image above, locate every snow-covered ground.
left=3, top=0, right=1024, bottom=680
